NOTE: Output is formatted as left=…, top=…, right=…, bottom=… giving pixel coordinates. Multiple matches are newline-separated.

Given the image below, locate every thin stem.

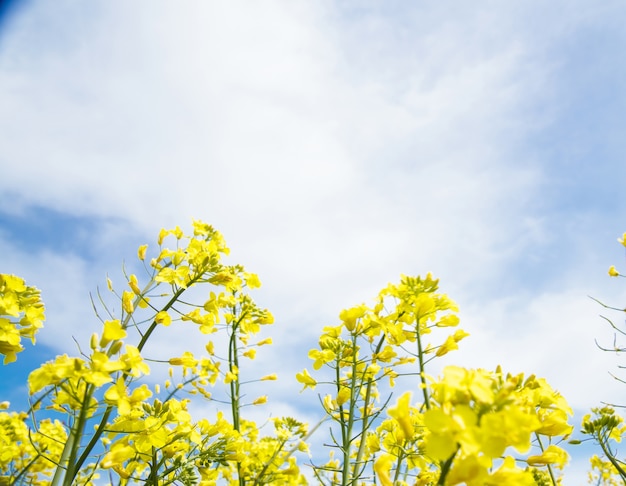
left=63, top=384, right=95, bottom=485
left=227, top=302, right=246, bottom=486
left=534, top=433, right=557, bottom=485
left=340, top=333, right=360, bottom=486
left=436, top=447, right=458, bottom=485
left=137, top=285, right=188, bottom=353
left=351, top=335, right=386, bottom=481
left=74, top=406, right=113, bottom=475
left=415, top=319, right=430, bottom=410
left=253, top=438, right=287, bottom=485
left=392, top=452, right=405, bottom=484
left=597, top=431, right=626, bottom=479
left=51, top=412, right=77, bottom=486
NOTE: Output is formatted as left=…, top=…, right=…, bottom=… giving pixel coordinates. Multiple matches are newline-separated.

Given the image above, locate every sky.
left=1, top=0, right=626, bottom=481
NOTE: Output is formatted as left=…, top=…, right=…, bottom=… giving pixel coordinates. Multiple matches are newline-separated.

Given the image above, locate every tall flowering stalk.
left=298, top=274, right=573, bottom=485
left=581, top=231, right=626, bottom=484
left=0, top=221, right=307, bottom=485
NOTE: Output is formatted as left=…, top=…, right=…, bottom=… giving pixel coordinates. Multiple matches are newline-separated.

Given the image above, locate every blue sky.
left=1, top=0, right=626, bottom=480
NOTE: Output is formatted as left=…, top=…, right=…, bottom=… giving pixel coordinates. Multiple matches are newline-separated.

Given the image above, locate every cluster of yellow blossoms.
left=0, top=273, right=45, bottom=364
left=0, top=221, right=307, bottom=485
left=1, top=221, right=626, bottom=485
left=297, top=274, right=573, bottom=485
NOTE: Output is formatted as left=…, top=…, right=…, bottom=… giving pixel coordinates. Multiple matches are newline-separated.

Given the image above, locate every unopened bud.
left=109, top=340, right=123, bottom=355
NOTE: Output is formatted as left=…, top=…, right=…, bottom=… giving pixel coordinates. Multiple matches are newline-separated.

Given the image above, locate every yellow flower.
left=619, top=233, right=626, bottom=247
left=192, top=219, right=212, bottom=236
left=446, top=454, right=490, bottom=485
left=388, top=392, right=414, bottom=441
left=104, top=377, right=131, bottom=414
left=101, top=442, right=136, bottom=469
left=205, top=341, right=215, bottom=355
left=336, top=387, right=351, bottom=406
left=224, top=365, right=238, bottom=383
left=308, top=348, right=335, bottom=370
left=609, top=265, right=620, bottom=277
left=339, top=305, right=368, bottom=332
left=479, top=406, right=540, bottom=456
left=0, top=318, right=22, bottom=364
left=85, top=352, right=125, bottom=386
left=122, top=291, right=134, bottom=314
left=295, top=369, right=317, bottom=390
left=120, top=345, right=150, bottom=377
left=453, top=329, right=470, bottom=342
left=28, top=354, right=85, bottom=393
left=374, top=345, right=397, bottom=363
left=424, top=406, right=476, bottom=460
left=435, top=334, right=459, bottom=357
left=102, top=319, right=126, bottom=345
left=169, top=351, right=198, bottom=367
left=527, top=444, right=569, bottom=469
left=137, top=244, right=148, bottom=261
left=436, top=314, right=460, bottom=327
left=155, top=310, right=171, bottom=326
left=536, top=408, right=573, bottom=436
left=487, top=456, right=535, bottom=485
left=252, top=395, right=267, bottom=405
left=156, top=266, right=191, bottom=288
left=373, top=453, right=395, bottom=486
left=245, top=273, right=262, bottom=289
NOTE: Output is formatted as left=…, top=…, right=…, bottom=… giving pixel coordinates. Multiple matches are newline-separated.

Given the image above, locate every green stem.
left=597, top=431, right=626, bottom=479
left=63, top=384, right=95, bottom=486
left=415, top=319, right=430, bottom=410
left=51, top=426, right=74, bottom=486
left=351, top=335, right=386, bottom=481
left=436, top=447, right=458, bottom=486
left=535, top=433, right=557, bottom=485
left=13, top=452, right=45, bottom=484
left=137, top=285, right=188, bottom=353
left=227, top=304, right=246, bottom=486
left=74, top=406, right=113, bottom=475
left=340, top=334, right=360, bottom=486
left=392, top=452, right=405, bottom=484
left=253, top=438, right=287, bottom=485
left=229, top=328, right=241, bottom=433
left=147, top=447, right=159, bottom=486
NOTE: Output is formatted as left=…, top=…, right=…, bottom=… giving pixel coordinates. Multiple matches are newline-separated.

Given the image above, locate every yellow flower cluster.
left=0, top=274, right=45, bottom=363
left=588, top=454, right=623, bottom=486
left=582, top=407, right=626, bottom=482
left=0, top=221, right=305, bottom=485
left=4, top=221, right=624, bottom=485
left=0, top=410, right=67, bottom=485
left=299, top=273, right=574, bottom=485
left=372, top=367, right=572, bottom=485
